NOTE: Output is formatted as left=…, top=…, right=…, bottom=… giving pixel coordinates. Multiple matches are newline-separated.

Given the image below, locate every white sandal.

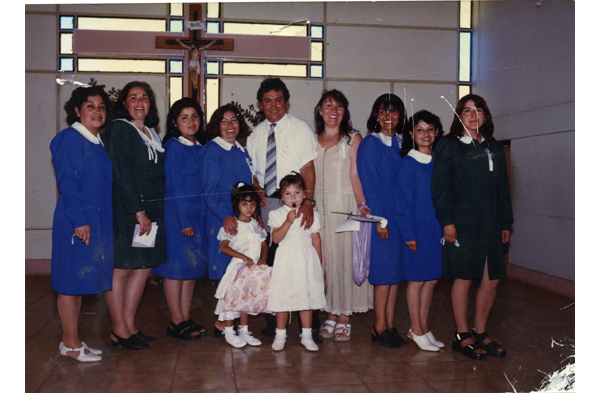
left=334, top=323, right=351, bottom=342
left=319, top=320, right=336, bottom=338
left=59, top=342, right=102, bottom=362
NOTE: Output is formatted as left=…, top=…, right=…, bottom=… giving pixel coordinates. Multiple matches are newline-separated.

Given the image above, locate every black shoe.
left=132, top=331, right=157, bottom=343
left=261, top=326, right=276, bottom=337
left=472, top=329, right=506, bottom=358
left=389, top=327, right=408, bottom=347
left=452, top=331, right=486, bottom=360
left=371, top=326, right=401, bottom=348
left=111, top=331, right=149, bottom=350
left=262, top=313, right=277, bottom=337
left=312, top=329, right=323, bottom=345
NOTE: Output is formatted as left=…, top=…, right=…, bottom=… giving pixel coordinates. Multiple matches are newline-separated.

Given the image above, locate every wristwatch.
left=304, top=198, right=316, bottom=207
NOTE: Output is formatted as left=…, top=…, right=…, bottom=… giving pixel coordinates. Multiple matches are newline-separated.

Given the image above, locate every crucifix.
left=155, top=3, right=233, bottom=103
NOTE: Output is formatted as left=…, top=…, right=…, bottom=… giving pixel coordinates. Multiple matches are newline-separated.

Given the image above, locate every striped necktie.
left=264, top=123, right=277, bottom=196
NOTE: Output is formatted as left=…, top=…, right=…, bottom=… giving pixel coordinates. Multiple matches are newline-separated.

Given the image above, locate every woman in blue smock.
left=151, top=98, right=208, bottom=341
left=51, top=85, right=112, bottom=362
left=395, top=110, right=444, bottom=352
left=357, top=93, right=406, bottom=348
left=200, top=104, right=253, bottom=337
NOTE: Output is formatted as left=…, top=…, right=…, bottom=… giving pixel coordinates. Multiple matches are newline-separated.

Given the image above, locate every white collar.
left=407, top=149, right=432, bottom=164
left=373, top=131, right=402, bottom=149
left=459, top=134, right=485, bottom=144
left=176, top=136, right=199, bottom=146
left=213, top=136, right=245, bottom=152
left=71, top=122, right=103, bottom=145
left=115, top=118, right=164, bottom=162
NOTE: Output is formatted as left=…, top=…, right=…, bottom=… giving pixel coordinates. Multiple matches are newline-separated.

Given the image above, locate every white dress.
left=267, top=206, right=326, bottom=312
left=214, top=218, right=268, bottom=320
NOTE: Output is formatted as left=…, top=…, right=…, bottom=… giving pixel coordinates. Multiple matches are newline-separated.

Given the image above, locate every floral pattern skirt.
left=215, top=260, right=272, bottom=319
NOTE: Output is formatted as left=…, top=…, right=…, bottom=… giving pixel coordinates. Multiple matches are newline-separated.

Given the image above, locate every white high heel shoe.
left=81, top=341, right=103, bottom=355
left=425, top=331, right=445, bottom=348
left=59, top=342, right=102, bottom=362
left=407, top=329, right=439, bottom=352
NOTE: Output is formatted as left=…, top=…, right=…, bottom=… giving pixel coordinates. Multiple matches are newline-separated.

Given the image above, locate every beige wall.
left=473, top=0, right=575, bottom=281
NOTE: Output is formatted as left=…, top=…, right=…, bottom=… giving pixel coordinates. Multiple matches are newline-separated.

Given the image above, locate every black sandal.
left=166, top=321, right=201, bottom=341
left=451, top=332, right=486, bottom=360
left=186, top=319, right=207, bottom=338
left=472, top=329, right=506, bottom=358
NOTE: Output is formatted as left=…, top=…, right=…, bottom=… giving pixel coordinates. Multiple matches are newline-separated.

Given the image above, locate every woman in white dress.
left=314, top=90, right=374, bottom=341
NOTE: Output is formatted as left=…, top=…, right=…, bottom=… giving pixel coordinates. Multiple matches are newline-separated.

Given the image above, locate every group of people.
left=50, top=76, right=513, bottom=363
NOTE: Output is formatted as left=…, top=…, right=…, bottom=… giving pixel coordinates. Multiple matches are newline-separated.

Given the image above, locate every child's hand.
left=257, top=258, right=267, bottom=266
left=285, top=208, right=297, bottom=225
left=241, top=255, right=253, bottom=266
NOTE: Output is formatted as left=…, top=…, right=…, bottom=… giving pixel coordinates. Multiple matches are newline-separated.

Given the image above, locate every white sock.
left=302, top=328, right=312, bottom=337
left=239, top=325, right=249, bottom=333
left=224, top=325, right=235, bottom=334
left=275, top=328, right=286, bottom=337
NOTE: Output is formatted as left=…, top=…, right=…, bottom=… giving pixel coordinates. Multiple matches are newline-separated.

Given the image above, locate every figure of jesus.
left=176, top=38, right=216, bottom=101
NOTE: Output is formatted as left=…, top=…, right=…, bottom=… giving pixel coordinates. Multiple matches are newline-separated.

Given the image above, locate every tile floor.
left=25, top=275, right=575, bottom=393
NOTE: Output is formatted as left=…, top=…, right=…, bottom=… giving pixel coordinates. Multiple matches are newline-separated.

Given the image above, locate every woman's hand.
left=74, top=225, right=91, bottom=246
left=502, top=230, right=511, bottom=244
left=405, top=240, right=417, bottom=253
left=181, top=226, right=194, bottom=238
left=256, top=258, right=267, bottom=266
left=223, top=215, right=238, bottom=236
left=137, top=211, right=152, bottom=236
left=298, top=199, right=314, bottom=229
left=443, top=224, right=457, bottom=243
left=376, top=222, right=389, bottom=241
left=358, top=204, right=371, bottom=217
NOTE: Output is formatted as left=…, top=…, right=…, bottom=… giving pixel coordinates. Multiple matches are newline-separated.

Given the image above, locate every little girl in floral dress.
left=214, top=183, right=270, bottom=348
left=267, top=172, right=326, bottom=352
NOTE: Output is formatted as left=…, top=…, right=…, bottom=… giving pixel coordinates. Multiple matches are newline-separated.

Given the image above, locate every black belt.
left=266, top=191, right=280, bottom=199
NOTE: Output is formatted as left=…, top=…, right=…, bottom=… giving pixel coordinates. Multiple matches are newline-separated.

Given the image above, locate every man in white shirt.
left=246, top=78, right=321, bottom=341
left=246, top=77, right=318, bottom=230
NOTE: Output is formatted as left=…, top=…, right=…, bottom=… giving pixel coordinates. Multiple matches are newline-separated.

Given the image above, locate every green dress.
left=431, top=135, right=513, bottom=280
left=103, top=119, right=167, bottom=269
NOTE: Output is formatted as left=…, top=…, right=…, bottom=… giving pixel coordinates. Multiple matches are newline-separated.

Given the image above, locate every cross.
left=155, top=3, right=233, bottom=104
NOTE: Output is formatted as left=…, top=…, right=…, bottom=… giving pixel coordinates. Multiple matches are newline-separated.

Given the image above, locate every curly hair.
left=111, top=81, right=160, bottom=128
left=313, top=89, right=355, bottom=143
left=64, top=85, right=111, bottom=126
left=231, top=182, right=261, bottom=218
left=366, top=93, right=407, bottom=135
left=448, top=94, right=495, bottom=147
left=162, top=98, right=204, bottom=144
left=402, top=110, right=445, bottom=155
left=256, top=77, right=290, bottom=103
left=203, top=103, right=250, bottom=145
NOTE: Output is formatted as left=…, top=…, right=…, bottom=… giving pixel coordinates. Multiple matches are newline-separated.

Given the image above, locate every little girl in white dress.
left=214, top=183, right=270, bottom=348
left=267, top=173, right=326, bottom=352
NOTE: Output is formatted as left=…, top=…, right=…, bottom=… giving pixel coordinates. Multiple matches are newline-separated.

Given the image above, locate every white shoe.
left=81, top=341, right=103, bottom=355
left=408, top=329, right=439, bottom=352
left=272, top=333, right=286, bottom=351
left=239, top=330, right=262, bottom=346
left=59, top=342, right=102, bottom=362
left=300, top=334, right=319, bottom=352
left=425, top=331, right=445, bottom=348
left=224, top=331, right=247, bottom=348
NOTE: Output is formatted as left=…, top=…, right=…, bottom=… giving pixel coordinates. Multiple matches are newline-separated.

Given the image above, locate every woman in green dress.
left=431, top=94, right=513, bottom=360
left=102, top=81, right=166, bottom=350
